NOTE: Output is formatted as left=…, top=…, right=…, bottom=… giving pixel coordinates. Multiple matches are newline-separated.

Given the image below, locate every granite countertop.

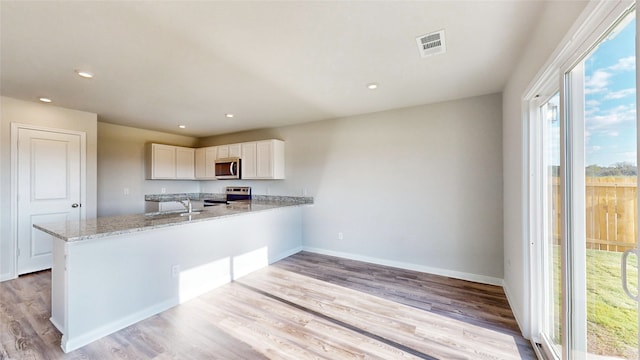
left=144, top=192, right=225, bottom=202
left=34, top=197, right=313, bottom=243
left=144, top=192, right=313, bottom=204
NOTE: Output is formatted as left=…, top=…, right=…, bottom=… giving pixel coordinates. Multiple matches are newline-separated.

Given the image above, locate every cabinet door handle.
left=71, top=203, right=80, bottom=208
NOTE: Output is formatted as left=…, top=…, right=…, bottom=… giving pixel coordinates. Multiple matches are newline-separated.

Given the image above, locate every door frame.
left=10, top=123, right=87, bottom=278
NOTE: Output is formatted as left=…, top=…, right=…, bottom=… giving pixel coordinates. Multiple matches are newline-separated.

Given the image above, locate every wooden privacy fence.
left=586, top=177, right=637, bottom=252
left=552, top=177, right=638, bottom=252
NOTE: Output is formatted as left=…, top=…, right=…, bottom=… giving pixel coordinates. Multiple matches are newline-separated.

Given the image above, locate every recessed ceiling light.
left=225, top=113, right=234, bottom=118
left=39, top=97, right=52, bottom=103
left=367, top=83, right=378, bottom=90
left=178, top=125, right=186, bottom=129
left=75, top=70, right=94, bottom=79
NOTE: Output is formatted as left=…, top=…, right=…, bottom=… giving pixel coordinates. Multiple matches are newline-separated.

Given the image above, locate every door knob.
left=71, top=203, right=80, bottom=208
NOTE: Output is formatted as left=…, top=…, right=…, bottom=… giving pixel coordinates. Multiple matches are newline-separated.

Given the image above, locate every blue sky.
left=584, top=16, right=636, bottom=167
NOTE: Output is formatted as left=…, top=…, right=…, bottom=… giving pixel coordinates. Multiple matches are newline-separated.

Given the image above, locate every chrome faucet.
left=179, top=197, right=193, bottom=213
left=178, top=195, right=201, bottom=217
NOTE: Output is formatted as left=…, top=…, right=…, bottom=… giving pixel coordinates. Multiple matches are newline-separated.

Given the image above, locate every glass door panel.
left=577, top=12, right=637, bottom=359
left=541, top=92, right=563, bottom=358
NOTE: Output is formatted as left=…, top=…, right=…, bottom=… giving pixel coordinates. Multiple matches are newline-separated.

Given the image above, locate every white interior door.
left=17, top=127, right=83, bottom=275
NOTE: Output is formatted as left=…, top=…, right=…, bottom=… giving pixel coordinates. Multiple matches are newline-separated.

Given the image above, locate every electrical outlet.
left=171, top=265, right=180, bottom=278
left=161, top=187, right=166, bottom=194
left=123, top=188, right=130, bottom=196
left=338, top=232, right=343, bottom=240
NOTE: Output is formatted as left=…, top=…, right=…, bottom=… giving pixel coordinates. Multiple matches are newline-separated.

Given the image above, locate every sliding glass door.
left=535, top=5, right=638, bottom=359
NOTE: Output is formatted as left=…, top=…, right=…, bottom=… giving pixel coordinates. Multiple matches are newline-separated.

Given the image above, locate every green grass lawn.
left=587, top=249, right=638, bottom=358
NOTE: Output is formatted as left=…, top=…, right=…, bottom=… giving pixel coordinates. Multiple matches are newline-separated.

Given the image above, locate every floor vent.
left=416, top=30, right=446, bottom=58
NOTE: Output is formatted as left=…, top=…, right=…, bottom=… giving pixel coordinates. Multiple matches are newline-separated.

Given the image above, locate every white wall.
left=0, top=96, right=98, bottom=280
left=502, top=1, right=587, bottom=337
left=97, top=122, right=199, bottom=216
left=200, top=93, right=505, bottom=283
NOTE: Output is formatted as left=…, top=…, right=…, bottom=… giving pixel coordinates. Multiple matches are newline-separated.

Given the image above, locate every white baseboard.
left=61, top=297, right=179, bottom=353
left=302, top=246, right=503, bottom=286
left=49, top=316, right=64, bottom=333
left=270, top=246, right=303, bottom=264
left=502, top=280, right=529, bottom=339
left=0, top=272, right=16, bottom=283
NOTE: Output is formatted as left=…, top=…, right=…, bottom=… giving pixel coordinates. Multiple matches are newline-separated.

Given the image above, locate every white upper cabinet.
left=217, top=145, right=229, bottom=159
left=195, top=148, right=206, bottom=178
left=242, top=139, right=285, bottom=180
left=241, top=142, right=258, bottom=179
left=146, top=143, right=175, bottom=179
left=195, top=146, right=217, bottom=180
left=229, top=143, right=242, bottom=158
left=217, top=143, right=241, bottom=159
left=146, top=143, right=195, bottom=180
left=147, top=140, right=283, bottom=180
left=175, top=147, right=195, bottom=179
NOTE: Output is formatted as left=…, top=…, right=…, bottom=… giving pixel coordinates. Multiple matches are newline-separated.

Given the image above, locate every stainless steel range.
left=204, top=186, right=251, bottom=207
left=225, top=186, right=251, bottom=202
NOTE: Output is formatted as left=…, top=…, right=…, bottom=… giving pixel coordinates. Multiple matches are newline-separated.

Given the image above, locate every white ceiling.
left=1, top=1, right=546, bottom=137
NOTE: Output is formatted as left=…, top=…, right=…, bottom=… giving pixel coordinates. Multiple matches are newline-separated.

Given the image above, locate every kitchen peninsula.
left=33, top=195, right=312, bottom=353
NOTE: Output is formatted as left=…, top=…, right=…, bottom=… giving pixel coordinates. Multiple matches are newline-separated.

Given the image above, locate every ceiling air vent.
left=416, top=30, right=446, bottom=58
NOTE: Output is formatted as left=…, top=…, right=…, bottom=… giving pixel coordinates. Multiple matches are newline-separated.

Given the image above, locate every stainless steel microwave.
left=215, top=157, right=241, bottom=179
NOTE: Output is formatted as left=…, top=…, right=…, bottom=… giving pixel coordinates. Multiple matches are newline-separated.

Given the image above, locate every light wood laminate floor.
left=0, top=252, right=535, bottom=359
